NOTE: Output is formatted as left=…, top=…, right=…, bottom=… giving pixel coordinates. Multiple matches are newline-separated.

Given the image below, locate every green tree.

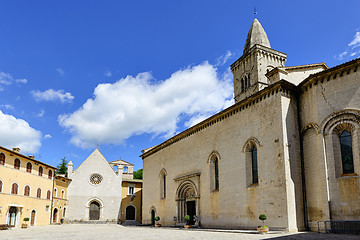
left=56, top=157, right=68, bottom=174
left=133, top=169, right=143, bottom=179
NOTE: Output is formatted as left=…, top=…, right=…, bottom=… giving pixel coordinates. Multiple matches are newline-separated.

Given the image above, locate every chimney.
left=28, top=155, right=35, bottom=159
left=12, top=147, right=20, bottom=153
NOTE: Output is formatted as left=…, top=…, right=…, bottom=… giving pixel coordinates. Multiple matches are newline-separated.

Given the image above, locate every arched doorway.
left=52, top=208, right=58, bottom=223
left=176, top=180, right=199, bottom=224
left=8, top=207, right=17, bottom=227
left=151, top=209, right=155, bottom=225
left=125, top=205, right=135, bottom=221
left=30, top=210, right=36, bottom=226
left=89, top=201, right=100, bottom=220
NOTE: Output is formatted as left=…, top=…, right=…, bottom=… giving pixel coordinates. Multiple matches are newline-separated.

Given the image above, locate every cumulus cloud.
left=43, top=134, right=52, bottom=139
left=31, top=89, right=74, bottom=103
left=15, top=78, right=27, bottom=84
left=0, top=72, right=13, bottom=85
left=0, top=110, right=42, bottom=153
left=36, top=109, right=45, bottom=117
left=1, top=104, right=14, bottom=110
left=335, top=31, right=360, bottom=60
left=56, top=68, right=64, bottom=76
left=59, top=62, right=233, bottom=148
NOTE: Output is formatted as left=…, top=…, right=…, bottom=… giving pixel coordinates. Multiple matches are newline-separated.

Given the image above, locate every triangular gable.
left=109, top=159, right=134, bottom=166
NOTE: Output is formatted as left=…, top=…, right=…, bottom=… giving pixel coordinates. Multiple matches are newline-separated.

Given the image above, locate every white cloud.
left=59, top=62, right=233, bottom=148
left=56, top=68, right=65, bottom=76
left=15, top=78, right=27, bottom=84
left=0, top=72, right=13, bottom=85
left=104, top=69, right=112, bottom=77
left=335, top=31, right=360, bottom=60
left=43, top=134, right=52, bottom=139
left=1, top=104, right=14, bottom=110
left=36, top=109, right=45, bottom=117
left=215, top=50, right=233, bottom=66
left=31, top=89, right=74, bottom=103
left=0, top=110, right=42, bottom=153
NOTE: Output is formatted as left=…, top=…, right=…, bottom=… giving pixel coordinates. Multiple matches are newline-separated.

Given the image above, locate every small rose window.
left=90, top=173, right=103, bottom=185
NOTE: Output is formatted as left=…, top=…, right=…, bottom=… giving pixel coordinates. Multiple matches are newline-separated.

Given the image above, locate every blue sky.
left=0, top=0, right=359, bottom=170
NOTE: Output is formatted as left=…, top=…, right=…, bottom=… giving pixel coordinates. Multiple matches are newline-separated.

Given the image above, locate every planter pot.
left=21, top=224, right=28, bottom=228
left=184, top=225, right=192, bottom=229
left=155, top=223, right=161, bottom=227
left=257, top=226, right=269, bottom=234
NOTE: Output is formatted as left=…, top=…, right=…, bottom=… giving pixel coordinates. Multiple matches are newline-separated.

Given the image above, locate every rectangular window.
left=128, top=186, right=134, bottom=195
left=45, top=205, right=50, bottom=212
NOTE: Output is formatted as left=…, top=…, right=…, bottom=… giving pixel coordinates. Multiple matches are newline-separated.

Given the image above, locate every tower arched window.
left=61, top=190, right=65, bottom=199
left=37, top=188, right=41, bottom=198
left=0, top=180, right=3, bottom=193
left=209, top=152, right=220, bottom=191
left=26, top=162, right=32, bottom=173
left=160, top=169, right=167, bottom=199
left=39, top=166, right=43, bottom=176
left=48, top=170, right=53, bottom=179
left=11, top=183, right=18, bottom=194
left=123, top=166, right=128, bottom=173
left=0, top=153, right=5, bottom=165
left=47, top=190, right=51, bottom=200
left=339, top=130, right=354, bottom=174
left=14, top=159, right=20, bottom=170
left=54, top=188, right=57, bottom=197
left=24, top=185, right=30, bottom=196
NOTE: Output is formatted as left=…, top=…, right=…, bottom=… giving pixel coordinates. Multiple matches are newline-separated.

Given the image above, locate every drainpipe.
left=295, top=91, right=309, bottom=230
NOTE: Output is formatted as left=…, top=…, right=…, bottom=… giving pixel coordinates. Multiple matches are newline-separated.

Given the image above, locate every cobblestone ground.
left=0, top=224, right=359, bottom=240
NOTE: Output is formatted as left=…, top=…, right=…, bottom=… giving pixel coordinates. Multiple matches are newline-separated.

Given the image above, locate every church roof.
left=243, top=18, right=271, bottom=54
left=109, top=159, right=134, bottom=166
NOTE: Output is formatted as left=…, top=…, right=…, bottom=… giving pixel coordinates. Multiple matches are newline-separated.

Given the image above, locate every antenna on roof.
left=254, top=7, right=257, bottom=15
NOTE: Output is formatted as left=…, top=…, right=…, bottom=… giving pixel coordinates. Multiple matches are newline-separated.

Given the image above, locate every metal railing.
left=318, top=221, right=360, bottom=234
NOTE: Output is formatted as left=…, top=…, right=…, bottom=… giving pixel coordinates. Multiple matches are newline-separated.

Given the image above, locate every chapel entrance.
left=52, top=208, right=58, bottom=223
left=30, top=210, right=36, bottom=226
left=126, top=206, right=135, bottom=221
left=8, top=207, right=17, bottom=227
left=89, top=201, right=100, bottom=220
left=186, top=201, right=196, bottom=225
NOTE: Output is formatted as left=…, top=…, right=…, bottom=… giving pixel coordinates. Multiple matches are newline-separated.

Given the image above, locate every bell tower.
left=231, top=18, right=287, bottom=103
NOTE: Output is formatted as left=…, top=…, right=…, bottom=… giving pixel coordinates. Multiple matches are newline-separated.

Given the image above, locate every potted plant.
left=257, top=214, right=269, bottom=234
left=22, top=217, right=29, bottom=228
left=154, top=216, right=161, bottom=227
left=184, top=215, right=192, bottom=229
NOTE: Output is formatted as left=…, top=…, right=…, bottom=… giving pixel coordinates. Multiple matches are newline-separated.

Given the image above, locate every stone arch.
left=242, top=137, right=261, bottom=153
left=320, top=109, right=360, bottom=135
left=301, top=122, right=320, bottom=135
left=175, top=180, right=199, bottom=224
left=207, top=150, right=220, bottom=163
left=86, top=198, right=103, bottom=221
left=149, top=206, right=156, bottom=225
left=125, top=205, right=136, bottom=221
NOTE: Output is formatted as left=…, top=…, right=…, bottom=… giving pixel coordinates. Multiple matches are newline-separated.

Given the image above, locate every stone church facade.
left=141, top=18, right=360, bottom=231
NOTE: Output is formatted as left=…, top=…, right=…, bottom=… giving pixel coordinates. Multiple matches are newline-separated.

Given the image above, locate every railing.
left=318, top=221, right=360, bottom=234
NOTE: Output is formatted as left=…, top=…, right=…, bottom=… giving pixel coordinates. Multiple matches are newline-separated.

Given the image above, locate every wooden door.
left=52, top=208, right=58, bottom=223
left=8, top=207, right=17, bottom=227
left=30, top=210, right=36, bottom=226
left=125, top=206, right=135, bottom=220
left=89, top=202, right=100, bottom=220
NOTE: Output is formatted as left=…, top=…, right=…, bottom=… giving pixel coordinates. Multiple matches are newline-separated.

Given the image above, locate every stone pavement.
left=0, top=224, right=359, bottom=240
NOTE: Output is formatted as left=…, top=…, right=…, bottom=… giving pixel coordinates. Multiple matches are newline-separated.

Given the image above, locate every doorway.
left=8, top=207, right=17, bottom=227
left=186, top=201, right=196, bottom=225
left=30, top=210, right=36, bottom=226
left=126, top=206, right=135, bottom=221
left=89, top=201, right=100, bottom=220
left=53, top=208, right=58, bottom=223
left=151, top=210, right=155, bottom=225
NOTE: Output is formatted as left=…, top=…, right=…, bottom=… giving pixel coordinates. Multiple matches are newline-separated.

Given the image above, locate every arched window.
left=0, top=153, right=5, bottom=165
left=11, top=183, right=18, bottom=194
left=24, top=185, right=30, bottom=196
left=61, top=190, right=65, bottom=199
left=0, top=180, right=3, bottom=192
left=37, top=188, right=41, bottom=198
left=340, top=130, right=354, bottom=174
left=47, top=190, right=51, bottom=200
left=38, top=166, right=43, bottom=176
left=123, top=166, right=128, bottom=172
left=14, top=159, right=20, bottom=170
left=160, top=169, right=167, bottom=199
left=54, top=188, right=57, bottom=197
left=209, top=152, right=220, bottom=191
left=26, top=162, right=32, bottom=173
left=251, top=146, right=258, bottom=184
left=63, top=207, right=66, bottom=218
left=48, top=170, right=53, bottom=179
left=241, top=79, right=245, bottom=92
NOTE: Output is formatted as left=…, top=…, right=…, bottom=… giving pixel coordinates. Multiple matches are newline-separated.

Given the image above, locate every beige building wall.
left=52, top=175, right=71, bottom=223
left=0, top=147, right=55, bottom=228
left=120, top=180, right=142, bottom=223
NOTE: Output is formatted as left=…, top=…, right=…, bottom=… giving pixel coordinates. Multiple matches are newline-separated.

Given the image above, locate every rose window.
left=90, top=173, right=103, bottom=185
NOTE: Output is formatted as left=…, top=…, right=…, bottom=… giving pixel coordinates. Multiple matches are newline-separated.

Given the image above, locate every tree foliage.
left=56, top=157, right=68, bottom=174
left=133, top=168, right=143, bottom=179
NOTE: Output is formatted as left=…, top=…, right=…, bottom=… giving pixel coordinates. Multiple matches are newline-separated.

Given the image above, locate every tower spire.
left=243, top=18, right=271, bottom=54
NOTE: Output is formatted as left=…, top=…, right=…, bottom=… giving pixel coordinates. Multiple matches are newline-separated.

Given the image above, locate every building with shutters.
left=52, top=175, right=71, bottom=224
left=0, top=146, right=56, bottom=228
left=141, top=18, right=360, bottom=231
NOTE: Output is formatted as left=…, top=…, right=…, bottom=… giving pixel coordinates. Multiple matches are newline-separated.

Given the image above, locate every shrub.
left=23, top=217, right=30, bottom=222
left=155, top=216, right=160, bottom=221
left=259, top=214, right=267, bottom=222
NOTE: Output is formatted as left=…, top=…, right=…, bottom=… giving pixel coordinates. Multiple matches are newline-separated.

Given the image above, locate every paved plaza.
left=0, top=224, right=359, bottom=240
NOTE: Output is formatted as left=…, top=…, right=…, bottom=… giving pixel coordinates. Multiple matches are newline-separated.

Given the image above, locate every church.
left=141, top=18, right=360, bottom=231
